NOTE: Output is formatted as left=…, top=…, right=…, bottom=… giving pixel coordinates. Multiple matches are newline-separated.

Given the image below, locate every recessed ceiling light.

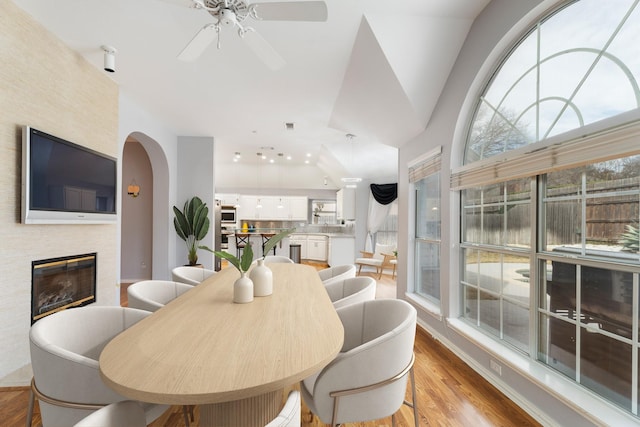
left=286, top=155, right=292, bottom=160
left=304, top=160, right=310, bottom=164
left=269, top=159, right=274, bottom=164
left=306, top=153, right=311, bottom=157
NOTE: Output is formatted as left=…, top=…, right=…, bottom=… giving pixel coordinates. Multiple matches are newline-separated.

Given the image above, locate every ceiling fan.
left=171, top=0, right=328, bottom=70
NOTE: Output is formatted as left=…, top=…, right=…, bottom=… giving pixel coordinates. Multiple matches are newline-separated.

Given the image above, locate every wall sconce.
left=127, top=179, right=140, bottom=198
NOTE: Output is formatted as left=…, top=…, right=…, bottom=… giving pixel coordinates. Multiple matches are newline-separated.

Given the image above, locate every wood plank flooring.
left=6, top=263, right=541, bottom=427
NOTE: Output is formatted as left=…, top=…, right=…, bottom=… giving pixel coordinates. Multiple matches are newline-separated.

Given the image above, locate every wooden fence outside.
left=464, top=178, right=639, bottom=247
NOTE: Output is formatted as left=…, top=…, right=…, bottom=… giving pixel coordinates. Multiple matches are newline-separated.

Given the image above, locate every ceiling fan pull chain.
left=216, top=24, right=221, bottom=49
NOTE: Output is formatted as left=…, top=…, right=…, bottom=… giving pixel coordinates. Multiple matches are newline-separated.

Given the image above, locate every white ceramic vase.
left=250, top=258, right=273, bottom=297
left=233, top=272, right=254, bottom=303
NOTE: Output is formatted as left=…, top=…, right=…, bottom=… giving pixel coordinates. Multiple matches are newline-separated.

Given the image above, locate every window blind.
left=451, top=121, right=640, bottom=190
left=409, top=146, right=442, bottom=183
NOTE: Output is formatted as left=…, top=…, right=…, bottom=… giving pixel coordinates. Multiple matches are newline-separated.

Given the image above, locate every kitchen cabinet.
left=327, top=235, right=355, bottom=267
left=307, top=235, right=328, bottom=262
left=237, top=195, right=257, bottom=220
left=215, top=193, right=239, bottom=206
left=336, top=188, right=356, bottom=220
left=236, top=195, right=307, bottom=221
left=288, top=197, right=308, bottom=220
left=273, top=197, right=290, bottom=220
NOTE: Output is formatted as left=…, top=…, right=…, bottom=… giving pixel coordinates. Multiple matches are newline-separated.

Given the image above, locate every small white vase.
left=250, top=259, right=273, bottom=297
left=233, top=272, right=254, bottom=303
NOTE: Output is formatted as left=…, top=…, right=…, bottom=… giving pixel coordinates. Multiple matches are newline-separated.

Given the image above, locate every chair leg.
left=182, top=405, right=190, bottom=427
left=407, top=365, right=419, bottom=427
left=357, top=265, right=362, bottom=276
left=26, top=384, right=35, bottom=427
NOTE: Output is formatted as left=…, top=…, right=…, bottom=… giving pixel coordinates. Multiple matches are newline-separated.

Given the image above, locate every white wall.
left=176, top=136, right=215, bottom=270
left=397, top=0, right=609, bottom=425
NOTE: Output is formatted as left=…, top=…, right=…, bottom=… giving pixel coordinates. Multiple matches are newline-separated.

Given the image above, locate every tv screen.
left=22, top=126, right=117, bottom=224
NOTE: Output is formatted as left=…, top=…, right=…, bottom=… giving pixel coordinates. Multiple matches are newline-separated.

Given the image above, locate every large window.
left=462, top=179, right=532, bottom=353
left=415, top=172, right=441, bottom=302
left=456, top=0, right=640, bottom=417
left=411, top=148, right=442, bottom=304
left=538, top=157, right=640, bottom=412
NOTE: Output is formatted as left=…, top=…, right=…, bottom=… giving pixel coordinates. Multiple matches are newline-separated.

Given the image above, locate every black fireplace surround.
left=31, top=253, right=97, bottom=324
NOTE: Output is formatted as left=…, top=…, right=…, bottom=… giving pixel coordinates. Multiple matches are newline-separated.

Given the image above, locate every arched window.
left=456, top=0, right=640, bottom=417
left=465, top=0, right=640, bottom=164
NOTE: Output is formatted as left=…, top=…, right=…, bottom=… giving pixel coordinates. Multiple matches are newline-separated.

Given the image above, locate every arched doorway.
left=121, top=137, right=153, bottom=282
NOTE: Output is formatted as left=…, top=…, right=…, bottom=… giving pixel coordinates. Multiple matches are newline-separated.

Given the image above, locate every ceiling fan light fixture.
left=341, top=177, right=362, bottom=183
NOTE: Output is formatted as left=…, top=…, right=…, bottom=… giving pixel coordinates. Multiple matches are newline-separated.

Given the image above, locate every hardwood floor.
left=6, top=264, right=541, bottom=427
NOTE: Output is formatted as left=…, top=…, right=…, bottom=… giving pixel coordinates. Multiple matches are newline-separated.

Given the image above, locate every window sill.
left=405, top=292, right=442, bottom=321
left=446, top=318, right=639, bottom=426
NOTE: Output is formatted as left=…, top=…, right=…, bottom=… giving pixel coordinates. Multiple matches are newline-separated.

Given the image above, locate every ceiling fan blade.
left=251, top=1, right=328, bottom=22
left=242, top=30, right=286, bottom=70
left=178, top=23, right=217, bottom=61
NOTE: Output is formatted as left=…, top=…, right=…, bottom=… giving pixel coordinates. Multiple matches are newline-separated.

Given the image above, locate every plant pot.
left=233, top=272, right=254, bottom=304
left=250, top=259, right=273, bottom=297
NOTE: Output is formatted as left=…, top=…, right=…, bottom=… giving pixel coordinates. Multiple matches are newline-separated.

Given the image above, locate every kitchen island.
left=226, top=229, right=293, bottom=259
left=225, top=230, right=355, bottom=266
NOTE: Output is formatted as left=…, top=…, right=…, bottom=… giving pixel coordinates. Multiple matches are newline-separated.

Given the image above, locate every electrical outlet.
left=490, top=359, right=502, bottom=376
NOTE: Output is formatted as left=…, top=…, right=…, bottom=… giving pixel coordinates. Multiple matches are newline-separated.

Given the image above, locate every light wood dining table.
left=99, top=263, right=344, bottom=426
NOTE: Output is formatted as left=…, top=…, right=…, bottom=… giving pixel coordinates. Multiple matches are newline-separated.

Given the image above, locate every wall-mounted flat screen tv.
left=22, top=126, right=117, bottom=224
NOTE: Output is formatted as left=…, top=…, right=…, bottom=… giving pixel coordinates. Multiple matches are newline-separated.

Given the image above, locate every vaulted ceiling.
left=13, top=0, right=490, bottom=190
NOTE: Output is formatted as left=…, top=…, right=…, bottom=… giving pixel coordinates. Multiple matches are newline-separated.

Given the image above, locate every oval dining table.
left=99, top=263, right=344, bottom=426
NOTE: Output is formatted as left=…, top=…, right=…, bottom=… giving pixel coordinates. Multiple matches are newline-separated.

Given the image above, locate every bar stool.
left=235, top=233, right=250, bottom=258
left=261, top=233, right=276, bottom=257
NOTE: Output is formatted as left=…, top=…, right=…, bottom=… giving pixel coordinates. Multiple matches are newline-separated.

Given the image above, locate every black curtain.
left=370, top=183, right=397, bottom=205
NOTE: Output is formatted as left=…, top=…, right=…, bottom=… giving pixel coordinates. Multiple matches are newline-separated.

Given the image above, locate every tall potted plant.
left=173, top=196, right=213, bottom=266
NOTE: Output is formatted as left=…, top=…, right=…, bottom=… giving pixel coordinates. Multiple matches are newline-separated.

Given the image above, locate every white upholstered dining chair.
left=265, top=390, right=301, bottom=427
left=73, top=400, right=146, bottom=427
left=127, top=280, right=192, bottom=312
left=318, top=264, right=357, bottom=287
left=171, top=265, right=216, bottom=286
left=264, top=255, right=295, bottom=263
left=300, top=299, right=419, bottom=427
left=28, top=306, right=168, bottom=427
left=354, top=243, right=396, bottom=279
left=324, top=276, right=376, bottom=309
left=126, top=280, right=195, bottom=426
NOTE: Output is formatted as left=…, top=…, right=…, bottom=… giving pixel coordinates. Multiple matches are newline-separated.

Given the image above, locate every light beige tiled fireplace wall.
left=0, top=1, right=119, bottom=387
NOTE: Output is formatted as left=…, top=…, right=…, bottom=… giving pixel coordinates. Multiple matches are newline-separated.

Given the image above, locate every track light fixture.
left=101, top=45, right=117, bottom=73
